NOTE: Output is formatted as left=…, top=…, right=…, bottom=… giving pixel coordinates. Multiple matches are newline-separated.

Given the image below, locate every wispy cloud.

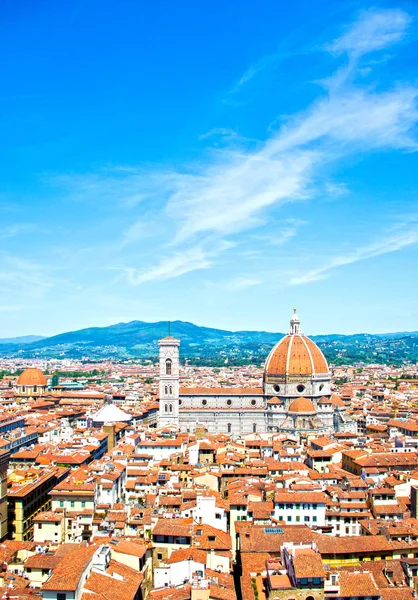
left=167, top=150, right=317, bottom=242
left=162, top=85, right=417, bottom=244
left=115, top=240, right=233, bottom=285
left=50, top=170, right=157, bottom=208
left=226, top=276, right=262, bottom=290
left=0, top=255, right=55, bottom=295
left=289, top=228, right=418, bottom=286
left=0, top=224, right=41, bottom=239
left=121, top=215, right=167, bottom=247
left=51, top=8, right=417, bottom=287
left=327, top=8, right=411, bottom=58
left=251, top=219, right=305, bottom=246
left=156, top=11, right=415, bottom=248
left=199, top=128, right=237, bottom=140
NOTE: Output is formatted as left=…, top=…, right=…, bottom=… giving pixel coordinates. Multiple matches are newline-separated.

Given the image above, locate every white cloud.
left=273, top=87, right=418, bottom=152
left=117, top=241, right=233, bottom=285
left=157, top=10, right=415, bottom=245
left=0, top=255, right=55, bottom=296
left=226, top=276, right=262, bottom=290
left=327, top=8, right=411, bottom=58
left=162, top=82, right=417, bottom=244
left=51, top=8, right=417, bottom=286
left=251, top=219, right=305, bottom=246
left=289, top=229, right=418, bottom=286
left=199, top=128, right=237, bottom=140
left=50, top=170, right=158, bottom=208
left=324, top=182, right=349, bottom=197
left=121, top=216, right=167, bottom=247
left=167, top=150, right=317, bottom=242
left=0, top=224, right=41, bottom=239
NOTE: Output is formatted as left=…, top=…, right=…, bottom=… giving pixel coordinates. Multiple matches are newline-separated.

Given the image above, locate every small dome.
left=288, top=397, right=316, bottom=414
left=318, top=396, right=332, bottom=404
left=17, top=368, right=47, bottom=387
left=267, top=396, right=283, bottom=405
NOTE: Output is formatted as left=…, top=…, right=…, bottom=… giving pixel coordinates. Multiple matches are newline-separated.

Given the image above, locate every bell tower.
left=158, top=332, right=180, bottom=428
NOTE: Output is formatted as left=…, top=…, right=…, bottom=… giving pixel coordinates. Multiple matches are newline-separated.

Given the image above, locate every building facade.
left=158, top=311, right=355, bottom=436
left=8, top=466, right=69, bottom=541
left=0, top=450, right=10, bottom=540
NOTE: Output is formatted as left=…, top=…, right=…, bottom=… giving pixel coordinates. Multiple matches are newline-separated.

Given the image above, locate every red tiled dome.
left=17, top=368, right=47, bottom=386
left=264, top=312, right=328, bottom=378
left=288, top=397, right=316, bottom=414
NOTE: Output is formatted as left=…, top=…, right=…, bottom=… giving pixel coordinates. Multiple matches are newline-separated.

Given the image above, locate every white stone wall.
left=179, top=402, right=341, bottom=435
left=180, top=495, right=227, bottom=532
left=179, top=409, right=266, bottom=434
left=154, top=559, right=205, bottom=589
left=273, top=500, right=326, bottom=526
left=180, top=394, right=263, bottom=410
left=264, top=377, right=330, bottom=398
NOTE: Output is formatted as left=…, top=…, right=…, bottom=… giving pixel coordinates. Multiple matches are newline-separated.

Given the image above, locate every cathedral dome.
left=288, top=397, right=316, bottom=414
left=264, top=311, right=328, bottom=379
left=17, top=368, right=47, bottom=387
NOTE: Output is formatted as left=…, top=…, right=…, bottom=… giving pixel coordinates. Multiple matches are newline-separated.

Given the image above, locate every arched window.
left=169, top=405, right=173, bottom=412
left=34, top=386, right=37, bottom=393
left=165, top=359, right=172, bottom=375
left=253, top=423, right=257, bottom=433
left=165, top=404, right=168, bottom=413
left=227, top=423, right=232, bottom=433
left=165, top=386, right=168, bottom=394
left=169, top=386, right=173, bottom=394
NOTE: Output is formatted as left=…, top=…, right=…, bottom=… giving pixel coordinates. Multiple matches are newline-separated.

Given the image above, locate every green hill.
left=0, top=320, right=418, bottom=365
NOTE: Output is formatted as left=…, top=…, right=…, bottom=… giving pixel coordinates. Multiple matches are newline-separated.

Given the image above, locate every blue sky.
left=1, top=0, right=418, bottom=337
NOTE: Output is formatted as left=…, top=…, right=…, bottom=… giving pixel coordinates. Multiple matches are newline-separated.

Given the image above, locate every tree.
left=51, top=373, right=59, bottom=387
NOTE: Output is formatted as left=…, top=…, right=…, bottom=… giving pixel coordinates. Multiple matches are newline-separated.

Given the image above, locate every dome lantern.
left=289, top=308, right=302, bottom=335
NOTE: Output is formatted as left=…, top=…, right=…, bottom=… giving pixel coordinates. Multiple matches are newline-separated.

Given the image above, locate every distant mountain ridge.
left=0, top=335, right=45, bottom=345
left=0, top=320, right=417, bottom=365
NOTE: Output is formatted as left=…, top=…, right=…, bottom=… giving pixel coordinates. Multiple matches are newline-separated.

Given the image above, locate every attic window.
left=196, top=529, right=202, bottom=536
left=208, top=536, right=216, bottom=542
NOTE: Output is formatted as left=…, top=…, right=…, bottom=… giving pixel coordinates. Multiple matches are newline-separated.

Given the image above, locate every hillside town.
left=0, top=317, right=416, bottom=600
